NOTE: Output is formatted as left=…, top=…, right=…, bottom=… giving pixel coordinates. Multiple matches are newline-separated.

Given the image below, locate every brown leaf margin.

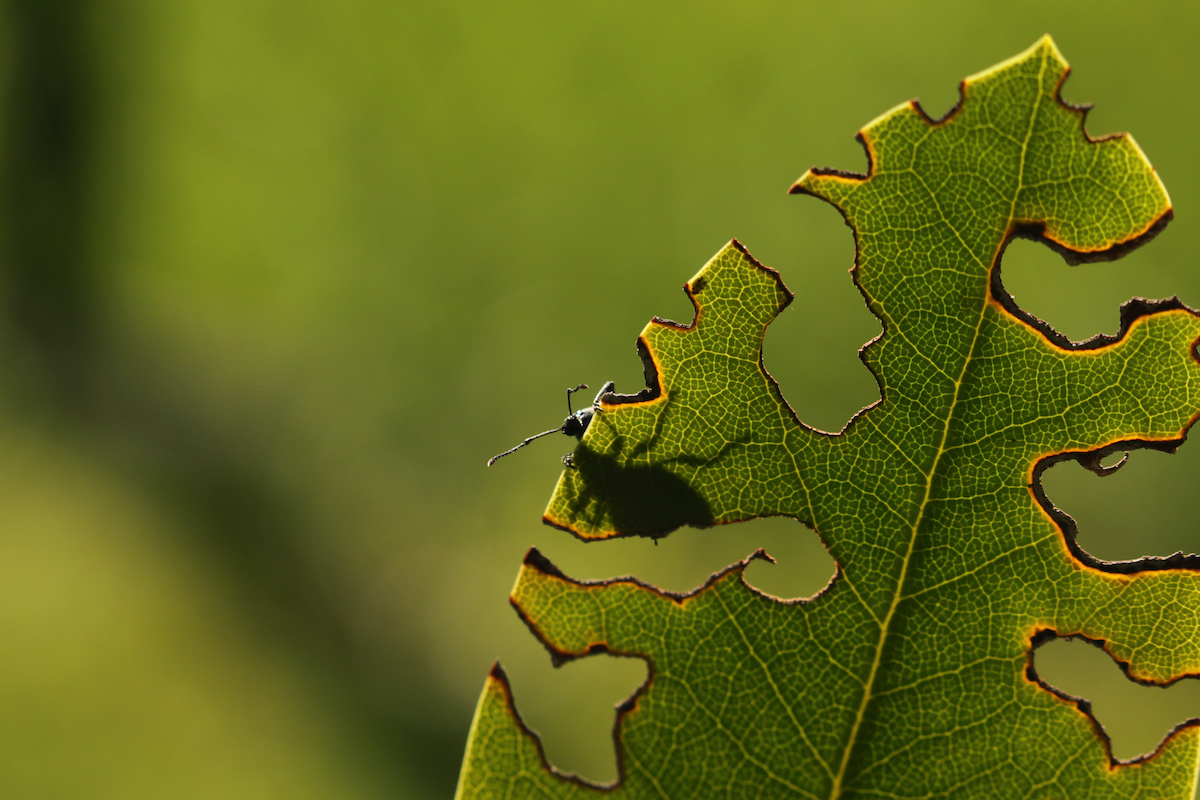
left=1025, top=629, right=1200, bottom=768
left=791, top=41, right=1200, bottom=772
left=789, top=40, right=1200, bottom=574
left=543, top=237, right=855, bottom=541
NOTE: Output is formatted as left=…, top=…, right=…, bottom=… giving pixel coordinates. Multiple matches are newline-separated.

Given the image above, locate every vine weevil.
left=487, top=381, right=615, bottom=468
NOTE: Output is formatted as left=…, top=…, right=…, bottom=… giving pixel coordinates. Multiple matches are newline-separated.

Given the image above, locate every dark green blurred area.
left=2, top=1, right=1200, bottom=796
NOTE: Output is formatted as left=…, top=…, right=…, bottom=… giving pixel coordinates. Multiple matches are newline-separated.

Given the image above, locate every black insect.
left=487, top=381, right=616, bottom=468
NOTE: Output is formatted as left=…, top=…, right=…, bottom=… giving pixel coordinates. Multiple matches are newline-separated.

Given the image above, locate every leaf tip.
left=967, top=33, right=1068, bottom=86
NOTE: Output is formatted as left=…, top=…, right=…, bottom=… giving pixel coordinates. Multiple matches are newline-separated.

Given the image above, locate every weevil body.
left=487, top=381, right=615, bottom=468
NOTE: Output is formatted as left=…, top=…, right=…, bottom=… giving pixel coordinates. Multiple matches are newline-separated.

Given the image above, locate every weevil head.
left=561, top=408, right=594, bottom=439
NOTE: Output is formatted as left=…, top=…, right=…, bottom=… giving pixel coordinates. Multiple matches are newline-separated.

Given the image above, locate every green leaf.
left=457, top=36, right=1200, bottom=799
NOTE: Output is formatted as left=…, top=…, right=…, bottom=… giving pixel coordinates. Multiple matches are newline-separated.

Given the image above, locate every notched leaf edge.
left=990, top=218, right=1182, bottom=353
left=1015, top=294, right=1200, bottom=573
left=586, top=238, right=795, bottom=408
left=497, top=546, right=844, bottom=792
left=543, top=239, right=826, bottom=541
left=477, top=660, right=619, bottom=791
left=793, top=36, right=1199, bottom=581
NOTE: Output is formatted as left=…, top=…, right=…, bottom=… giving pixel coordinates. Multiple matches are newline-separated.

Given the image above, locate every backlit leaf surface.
left=458, top=37, right=1200, bottom=799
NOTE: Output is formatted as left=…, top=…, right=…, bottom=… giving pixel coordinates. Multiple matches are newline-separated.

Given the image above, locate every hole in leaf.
left=509, top=517, right=837, bottom=781
left=504, top=651, right=647, bottom=783
left=997, top=237, right=1177, bottom=344
left=1032, top=636, right=1200, bottom=761
left=1040, top=444, right=1200, bottom=562
left=537, top=515, right=836, bottom=600
left=741, top=517, right=838, bottom=601
left=763, top=221, right=881, bottom=434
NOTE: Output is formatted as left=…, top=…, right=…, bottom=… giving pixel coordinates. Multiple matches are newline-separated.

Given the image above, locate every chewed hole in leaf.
left=1040, top=445, right=1200, bottom=562
left=997, top=237, right=1177, bottom=345
left=1032, top=636, right=1200, bottom=762
left=504, top=652, right=647, bottom=784
left=739, top=517, right=837, bottom=600
left=762, top=213, right=880, bottom=434
left=536, top=516, right=835, bottom=599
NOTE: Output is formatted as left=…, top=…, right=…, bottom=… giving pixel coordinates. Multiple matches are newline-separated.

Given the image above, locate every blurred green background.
left=2, top=0, right=1200, bottom=796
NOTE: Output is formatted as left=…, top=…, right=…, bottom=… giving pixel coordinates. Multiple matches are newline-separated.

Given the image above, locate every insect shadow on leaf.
left=550, top=443, right=714, bottom=539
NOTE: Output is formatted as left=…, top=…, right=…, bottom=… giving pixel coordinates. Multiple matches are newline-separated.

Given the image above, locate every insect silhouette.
left=487, top=381, right=616, bottom=468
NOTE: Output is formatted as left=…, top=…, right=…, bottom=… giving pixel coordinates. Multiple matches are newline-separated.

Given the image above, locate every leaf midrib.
left=824, top=48, right=1049, bottom=800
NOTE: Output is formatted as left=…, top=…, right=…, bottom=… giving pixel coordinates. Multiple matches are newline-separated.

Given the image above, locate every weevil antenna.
left=487, top=428, right=561, bottom=467
left=565, top=383, right=588, bottom=415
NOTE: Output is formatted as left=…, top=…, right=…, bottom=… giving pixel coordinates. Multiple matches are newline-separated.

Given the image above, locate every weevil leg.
left=562, top=452, right=575, bottom=469
left=592, top=380, right=616, bottom=408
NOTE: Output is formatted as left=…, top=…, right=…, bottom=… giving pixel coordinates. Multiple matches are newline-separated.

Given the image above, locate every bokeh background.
left=3, top=0, right=1200, bottom=797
